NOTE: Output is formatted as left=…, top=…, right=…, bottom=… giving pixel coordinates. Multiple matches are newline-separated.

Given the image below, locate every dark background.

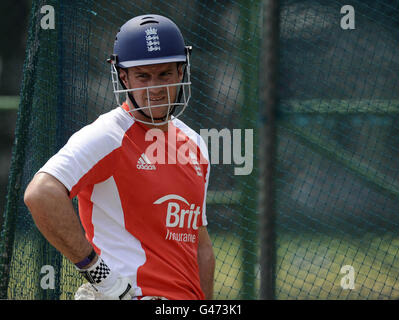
left=0, top=0, right=31, bottom=223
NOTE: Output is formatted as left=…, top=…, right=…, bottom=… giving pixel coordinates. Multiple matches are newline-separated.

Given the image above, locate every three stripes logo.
left=137, top=153, right=156, bottom=170
left=189, top=151, right=202, bottom=177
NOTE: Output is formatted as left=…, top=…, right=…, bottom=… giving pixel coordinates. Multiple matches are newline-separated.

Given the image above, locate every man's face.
left=119, top=62, right=183, bottom=121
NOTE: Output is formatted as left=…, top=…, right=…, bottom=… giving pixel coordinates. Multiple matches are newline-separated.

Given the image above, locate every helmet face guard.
left=109, top=49, right=192, bottom=126
left=108, top=14, right=192, bottom=126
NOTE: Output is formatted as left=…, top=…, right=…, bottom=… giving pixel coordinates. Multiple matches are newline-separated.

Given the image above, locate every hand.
left=75, top=256, right=134, bottom=300
left=93, top=274, right=134, bottom=300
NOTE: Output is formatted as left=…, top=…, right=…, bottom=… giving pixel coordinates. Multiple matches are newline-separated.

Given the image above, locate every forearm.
left=24, top=172, right=93, bottom=264
left=197, top=227, right=215, bottom=299
left=198, top=248, right=215, bottom=299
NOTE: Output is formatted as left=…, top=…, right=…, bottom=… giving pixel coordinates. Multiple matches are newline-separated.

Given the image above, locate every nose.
left=146, top=74, right=164, bottom=88
left=147, top=80, right=167, bottom=97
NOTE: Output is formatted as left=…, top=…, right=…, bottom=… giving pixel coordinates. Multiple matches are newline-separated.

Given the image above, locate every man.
left=24, top=14, right=215, bottom=300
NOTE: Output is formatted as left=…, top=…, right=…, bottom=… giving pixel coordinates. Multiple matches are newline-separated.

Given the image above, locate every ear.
left=177, top=63, right=184, bottom=82
left=118, top=68, right=129, bottom=88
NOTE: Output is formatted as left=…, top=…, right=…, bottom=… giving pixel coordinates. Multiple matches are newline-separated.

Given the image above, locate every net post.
left=258, top=0, right=279, bottom=300
left=238, top=0, right=262, bottom=300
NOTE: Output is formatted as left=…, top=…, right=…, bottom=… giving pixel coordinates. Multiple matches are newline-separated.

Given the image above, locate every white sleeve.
left=199, top=135, right=210, bottom=227
left=38, top=113, right=127, bottom=196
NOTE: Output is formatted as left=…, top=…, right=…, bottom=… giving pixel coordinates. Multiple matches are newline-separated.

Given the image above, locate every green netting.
left=1, top=0, right=399, bottom=300
left=276, top=0, right=399, bottom=299
left=0, top=0, right=261, bottom=300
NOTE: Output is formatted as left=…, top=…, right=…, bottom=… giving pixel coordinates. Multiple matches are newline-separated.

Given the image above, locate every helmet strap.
left=117, top=71, right=168, bottom=121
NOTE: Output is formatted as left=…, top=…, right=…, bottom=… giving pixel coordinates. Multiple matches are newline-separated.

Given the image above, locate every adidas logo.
left=137, top=153, right=156, bottom=170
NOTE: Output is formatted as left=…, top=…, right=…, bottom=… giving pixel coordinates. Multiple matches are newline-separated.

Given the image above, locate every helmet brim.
left=118, top=55, right=187, bottom=68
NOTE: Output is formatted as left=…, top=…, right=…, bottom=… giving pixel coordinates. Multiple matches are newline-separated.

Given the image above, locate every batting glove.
left=76, top=256, right=134, bottom=300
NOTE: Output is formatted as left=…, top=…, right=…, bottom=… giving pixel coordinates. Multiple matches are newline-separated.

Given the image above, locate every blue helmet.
left=108, top=15, right=192, bottom=126
left=113, top=14, right=188, bottom=68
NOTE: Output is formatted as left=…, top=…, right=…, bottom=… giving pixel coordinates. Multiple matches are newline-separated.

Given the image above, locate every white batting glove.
left=74, top=283, right=102, bottom=300
left=75, top=256, right=134, bottom=300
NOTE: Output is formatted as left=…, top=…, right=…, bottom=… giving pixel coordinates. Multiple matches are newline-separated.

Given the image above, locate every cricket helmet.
left=108, top=14, right=192, bottom=125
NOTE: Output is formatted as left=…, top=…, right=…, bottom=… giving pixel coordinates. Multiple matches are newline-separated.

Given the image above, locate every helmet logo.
left=145, top=27, right=161, bottom=52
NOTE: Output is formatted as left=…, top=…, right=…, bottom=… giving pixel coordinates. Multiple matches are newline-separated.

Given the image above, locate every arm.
left=25, top=172, right=134, bottom=300
left=197, top=226, right=215, bottom=300
left=24, top=172, right=93, bottom=264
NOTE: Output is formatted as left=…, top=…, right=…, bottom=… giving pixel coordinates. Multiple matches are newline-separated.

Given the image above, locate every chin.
left=146, top=107, right=170, bottom=117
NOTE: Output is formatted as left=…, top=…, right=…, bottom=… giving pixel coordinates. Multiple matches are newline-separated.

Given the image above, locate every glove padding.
left=75, top=283, right=102, bottom=300
left=75, top=256, right=134, bottom=300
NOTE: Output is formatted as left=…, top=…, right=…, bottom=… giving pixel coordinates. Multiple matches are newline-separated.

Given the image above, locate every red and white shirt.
left=38, top=104, right=210, bottom=300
